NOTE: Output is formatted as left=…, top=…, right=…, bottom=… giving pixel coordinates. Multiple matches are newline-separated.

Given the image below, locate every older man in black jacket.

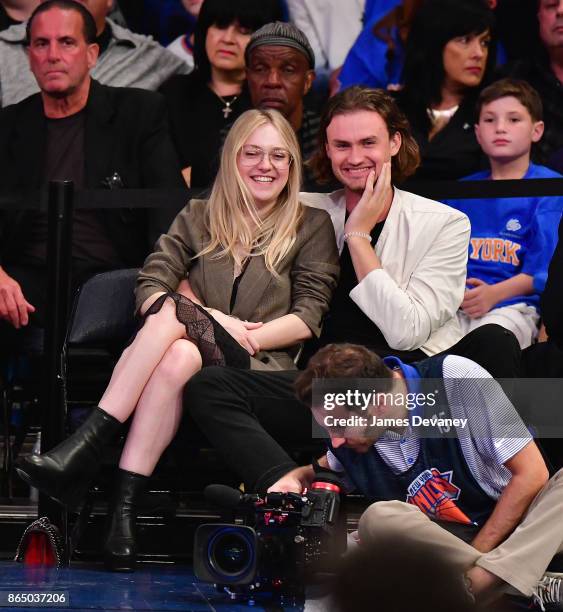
left=0, top=0, right=184, bottom=336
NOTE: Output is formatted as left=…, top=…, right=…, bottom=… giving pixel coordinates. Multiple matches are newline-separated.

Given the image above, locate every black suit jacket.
left=394, top=91, right=487, bottom=181
left=0, top=79, right=185, bottom=268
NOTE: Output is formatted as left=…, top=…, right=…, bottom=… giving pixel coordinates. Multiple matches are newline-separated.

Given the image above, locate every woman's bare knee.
left=139, top=298, right=185, bottom=337
left=158, top=339, right=202, bottom=384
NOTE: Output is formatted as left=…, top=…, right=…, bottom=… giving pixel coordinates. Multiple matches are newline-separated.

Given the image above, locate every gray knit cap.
left=245, top=21, right=315, bottom=69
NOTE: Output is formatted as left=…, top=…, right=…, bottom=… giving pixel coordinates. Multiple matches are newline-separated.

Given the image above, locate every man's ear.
left=303, top=70, right=315, bottom=96
left=87, top=43, right=100, bottom=69
left=390, top=131, right=402, bottom=157
left=531, top=120, right=545, bottom=143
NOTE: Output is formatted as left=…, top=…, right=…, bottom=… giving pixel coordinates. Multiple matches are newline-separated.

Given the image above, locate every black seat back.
left=64, top=269, right=139, bottom=403
left=66, top=268, right=139, bottom=351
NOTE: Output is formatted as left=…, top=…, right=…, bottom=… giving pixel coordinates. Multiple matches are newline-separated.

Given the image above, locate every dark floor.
left=0, top=438, right=552, bottom=612
left=0, top=561, right=310, bottom=611
left=0, top=560, right=539, bottom=612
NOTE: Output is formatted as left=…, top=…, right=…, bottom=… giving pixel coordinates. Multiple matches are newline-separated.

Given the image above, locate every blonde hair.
left=197, top=109, right=304, bottom=275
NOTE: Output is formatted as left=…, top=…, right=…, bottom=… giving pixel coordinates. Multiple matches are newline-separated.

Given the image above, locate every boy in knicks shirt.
left=447, top=78, right=563, bottom=349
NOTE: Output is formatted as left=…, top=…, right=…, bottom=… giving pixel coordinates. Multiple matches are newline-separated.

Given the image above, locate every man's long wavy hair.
left=308, top=86, right=420, bottom=185
left=196, top=109, right=303, bottom=276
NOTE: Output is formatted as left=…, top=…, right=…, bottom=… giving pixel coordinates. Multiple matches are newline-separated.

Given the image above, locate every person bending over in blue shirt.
left=446, top=78, right=563, bottom=349
left=276, top=343, right=563, bottom=610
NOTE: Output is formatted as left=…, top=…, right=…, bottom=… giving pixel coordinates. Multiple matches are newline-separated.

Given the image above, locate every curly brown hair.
left=294, top=343, right=393, bottom=407
left=308, top=86, right=421, bottom=185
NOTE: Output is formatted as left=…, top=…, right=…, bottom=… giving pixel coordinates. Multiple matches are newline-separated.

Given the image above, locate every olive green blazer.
left=136, top=199, right=339, bottom=369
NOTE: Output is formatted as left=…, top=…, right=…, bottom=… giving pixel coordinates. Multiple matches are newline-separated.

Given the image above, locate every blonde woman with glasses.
left=16, top=109, right=339, bottom=572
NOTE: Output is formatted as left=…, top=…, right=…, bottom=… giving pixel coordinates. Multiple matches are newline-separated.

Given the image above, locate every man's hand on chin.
left=344, top=161, right=392, bottom=234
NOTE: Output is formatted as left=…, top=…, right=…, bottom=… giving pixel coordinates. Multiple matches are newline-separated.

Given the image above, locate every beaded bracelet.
left=343, top=231, right=372, bottom=243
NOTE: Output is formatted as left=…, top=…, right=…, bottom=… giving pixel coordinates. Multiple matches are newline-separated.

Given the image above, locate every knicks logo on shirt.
left=506, top=218, right=522, bottom=232
left=406, top=468, right=473, bottom=525
left=469, top=238, right=521, bottom=266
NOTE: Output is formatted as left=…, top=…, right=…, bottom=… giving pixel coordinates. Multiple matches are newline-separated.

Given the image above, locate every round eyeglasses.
left=239, top=145, right=293, bottom=169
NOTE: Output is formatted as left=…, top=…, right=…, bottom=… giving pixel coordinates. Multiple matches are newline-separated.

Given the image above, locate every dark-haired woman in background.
left=395, top=0, right=496, bottom=180
left=160, top=0, right=283, bottom=189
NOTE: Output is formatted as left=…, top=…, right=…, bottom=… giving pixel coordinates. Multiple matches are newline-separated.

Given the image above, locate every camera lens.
left=208, top=529, right=254, bottom=578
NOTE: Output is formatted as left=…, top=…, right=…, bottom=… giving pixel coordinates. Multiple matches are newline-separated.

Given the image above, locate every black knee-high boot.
left=103, top=469, right=149, bottom=572
left=15, top=406, right=122, bottom=511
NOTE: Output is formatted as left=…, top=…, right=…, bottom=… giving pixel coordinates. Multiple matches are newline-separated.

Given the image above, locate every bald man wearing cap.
left=245, top=21, right=321, bottom=175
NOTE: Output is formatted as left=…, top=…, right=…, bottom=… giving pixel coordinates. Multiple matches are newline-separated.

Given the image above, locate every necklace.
left=216, top=93, right=239, bottom=119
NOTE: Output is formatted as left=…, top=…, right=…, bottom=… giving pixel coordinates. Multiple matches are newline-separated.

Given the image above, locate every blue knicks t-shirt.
left=445, top=163, right=563, bottom=310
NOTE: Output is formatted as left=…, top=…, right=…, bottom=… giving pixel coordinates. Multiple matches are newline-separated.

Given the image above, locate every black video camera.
left=194, top=474, right=344, bottom=599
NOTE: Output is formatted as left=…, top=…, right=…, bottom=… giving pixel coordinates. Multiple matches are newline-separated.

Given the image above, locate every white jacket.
left=301, top=188, right=470, bottom=355
left=286, top=0, right=364, bottom=70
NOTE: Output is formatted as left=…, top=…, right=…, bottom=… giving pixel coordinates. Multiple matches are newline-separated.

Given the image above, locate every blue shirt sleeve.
left=338, top=27, right=389, bottom=89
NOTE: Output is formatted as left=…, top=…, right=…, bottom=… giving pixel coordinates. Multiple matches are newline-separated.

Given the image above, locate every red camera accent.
left=311, top=482, right=340, bottom=493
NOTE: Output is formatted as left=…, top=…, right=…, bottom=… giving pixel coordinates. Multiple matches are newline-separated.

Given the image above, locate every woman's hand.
left=344, top=161, right=392, bottom=235
left=175, top=279, right=263, bottom=354
left=210, top=309, right=263, bottom=355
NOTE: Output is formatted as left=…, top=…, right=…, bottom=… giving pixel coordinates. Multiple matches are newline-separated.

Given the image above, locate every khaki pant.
left=358, top=469, right=563, bottom=596
left=457, top=303, right=539, bottom=350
